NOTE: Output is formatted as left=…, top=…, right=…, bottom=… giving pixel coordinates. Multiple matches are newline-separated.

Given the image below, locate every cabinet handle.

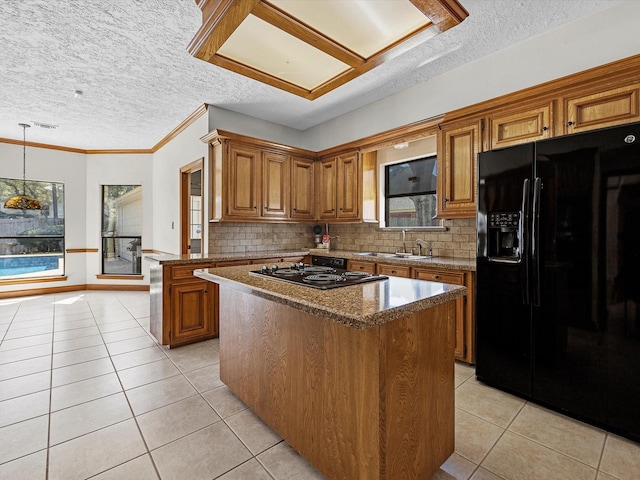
left=254, top=205, right=257, bottom=209
left=391, top=270, right=396, bottom=274
left=542, top=126, right=548, bottom=131
left=567, top=121, right=574, bottom=126
left=434, top=275, right=440, bottom=279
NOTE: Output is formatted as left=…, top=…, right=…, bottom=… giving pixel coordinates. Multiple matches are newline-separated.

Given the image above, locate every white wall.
left=152, top=112, right=209, bottom=255
left=0, top=142, right=87, bottom=292
left=297, top=1, right=640, bottom=150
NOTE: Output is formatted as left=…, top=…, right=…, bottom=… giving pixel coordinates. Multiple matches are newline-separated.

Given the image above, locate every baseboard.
left=0, top=284, right=150, bottom=299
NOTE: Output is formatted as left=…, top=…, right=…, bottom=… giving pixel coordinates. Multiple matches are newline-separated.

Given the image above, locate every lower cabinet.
left=151, top=262, right=219, bottom=348
left=347, top=260, right=376, bottom=274
left=413, top=267, right=475, bottom=363
left=344, top=259, right=475, bottom=363
left=169, top=280, right=218, bottom=347
left=150, top=256, right=307, bottom=348
left=376, top=263, right=411, bottom=278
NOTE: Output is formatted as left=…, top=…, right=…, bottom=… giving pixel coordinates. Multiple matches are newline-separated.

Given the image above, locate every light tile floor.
left=1, top=290, right=639, bottom=480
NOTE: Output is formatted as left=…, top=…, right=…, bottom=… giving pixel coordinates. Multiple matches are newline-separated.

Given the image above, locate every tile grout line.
left=87, top=291, right=164, bottom=480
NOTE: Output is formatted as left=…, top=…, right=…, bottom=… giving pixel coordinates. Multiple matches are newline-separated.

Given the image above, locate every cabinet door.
left=170, top=280, right=217, bottom=346
left=563, top=84, right=640, bottom=134
left=262, top=151, right=289, bottom=219
left=290, top=157, right=315, bottom=220
left=414, top=267, right=465, bottom=360
left=488, top=103, right=552, bottom=150
left=438, top=121, right=480, bottom=218
left=227, top=143, right=261, bottom=218
left=347, top=260, right=376, bottom=274
left=376, top=263, right=411, bottom=278
left=318, top=157, right=337, bottom=220
left=337, top=153, right=359, bottom=219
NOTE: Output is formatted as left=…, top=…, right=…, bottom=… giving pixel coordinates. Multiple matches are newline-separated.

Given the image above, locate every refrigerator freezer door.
left=476, top=142, right=535, bottom=397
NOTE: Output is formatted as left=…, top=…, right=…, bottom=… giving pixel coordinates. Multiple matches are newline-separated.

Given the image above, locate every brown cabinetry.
left=290, top=157, right=315, bottom=220
left=376, top=263, right=411, bottom=278
left=413, top=267, right=474, bottom=363
left=562, top=83, right=640, bottom=134
left=226, top=143, right=261, bottom=219
left=437, top=120, right=481, bottom=219
left=209, top=133, right=316, bottom=223
left=318, top=151, right=377, bottom=222
left=261, top=151, right=290, bottom=220
left=226, top=143, right=290, bottom=221
left=347, top=260, right=376, bottom=274
left=150, top=261, right=219, bottom=348
left=488, top=103, right=553, bottom=150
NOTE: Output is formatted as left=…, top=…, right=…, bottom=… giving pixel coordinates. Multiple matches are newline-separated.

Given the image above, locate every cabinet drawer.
left=170, top=263, right=215, bottom=280
left=347, top=260, right=376, bottom=274
left=377, top=263, right=411, bottom=278
left=413, top=268, right=464, bottom=285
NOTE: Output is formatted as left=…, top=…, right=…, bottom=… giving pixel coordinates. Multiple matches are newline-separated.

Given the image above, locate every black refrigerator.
left=476, top=122, right=640, bottom=442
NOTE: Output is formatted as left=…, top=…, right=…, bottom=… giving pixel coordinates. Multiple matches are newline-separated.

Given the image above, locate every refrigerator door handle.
left=521, top=178, right=530, bottom=305
left=532, top=177, right=542, bottom=307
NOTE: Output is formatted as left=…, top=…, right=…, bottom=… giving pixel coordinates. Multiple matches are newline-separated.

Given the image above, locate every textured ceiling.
left=0, top=0, right=623, bottom=151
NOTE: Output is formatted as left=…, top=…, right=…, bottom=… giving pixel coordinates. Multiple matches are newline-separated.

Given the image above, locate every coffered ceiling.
left=0, top=0, right=624, bottom=151
left=188, top=0, right=468, bottom=99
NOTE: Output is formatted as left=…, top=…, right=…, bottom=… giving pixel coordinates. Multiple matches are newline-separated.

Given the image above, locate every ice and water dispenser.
left=487, top=212, right=522, bottom=262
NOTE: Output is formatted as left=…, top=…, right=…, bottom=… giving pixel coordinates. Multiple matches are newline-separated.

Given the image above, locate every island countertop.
left=194, top=264, right=466, bottom=329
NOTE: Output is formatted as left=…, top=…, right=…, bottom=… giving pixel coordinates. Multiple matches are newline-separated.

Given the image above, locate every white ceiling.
left=0, top=0, right=623, bottom=151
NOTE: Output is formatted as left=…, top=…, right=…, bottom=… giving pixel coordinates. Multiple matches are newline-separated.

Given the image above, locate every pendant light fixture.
left=4, top=123, right=44, bottom=210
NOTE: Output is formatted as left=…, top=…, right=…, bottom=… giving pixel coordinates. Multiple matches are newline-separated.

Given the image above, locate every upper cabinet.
left=437, top=120, right=481, bottom=219
left=290, top=157, right=315, bottom=221
left=226, top=143, right=261, bottom=219
left=207, top=132, right=375, bottom=223
left=209, top=134, right=315, bottom=223
left=318, top=151, right=377, bottom=223
left=561, top=83, right=640, bottom=135
left=487, top=102, right=553, bottom=150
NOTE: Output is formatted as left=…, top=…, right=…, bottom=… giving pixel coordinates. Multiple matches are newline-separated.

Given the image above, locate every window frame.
left=100, top=185, right=143, bottom=276
left=0, top=177, right=65, bottom=281
left=381, top=155, right=443, bottom=230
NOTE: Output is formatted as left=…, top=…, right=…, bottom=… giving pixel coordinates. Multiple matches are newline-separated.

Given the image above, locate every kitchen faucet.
left=415, top=239, right=432, bottom=257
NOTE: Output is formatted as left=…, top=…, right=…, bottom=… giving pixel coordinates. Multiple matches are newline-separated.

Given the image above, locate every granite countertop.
left=314, top=249, right=476, bottom=272
left=194, top=264, right=466, bottom=329
left=146, top=249, right=476, bottom=272
left=144, top=251, right=310, bottom=265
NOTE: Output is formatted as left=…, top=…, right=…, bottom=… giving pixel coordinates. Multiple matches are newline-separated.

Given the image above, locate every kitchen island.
left=195, top=264, right=466, bottom=480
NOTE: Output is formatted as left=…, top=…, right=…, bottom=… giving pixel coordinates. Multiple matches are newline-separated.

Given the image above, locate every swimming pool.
left=0, top=254, right=64, bottom=277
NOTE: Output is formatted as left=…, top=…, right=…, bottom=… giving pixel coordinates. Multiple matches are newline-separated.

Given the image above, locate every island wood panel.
left=218, top=285, right=455, bottom=480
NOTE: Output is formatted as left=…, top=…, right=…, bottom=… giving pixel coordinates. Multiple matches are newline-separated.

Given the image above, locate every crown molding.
left=0, top=104, right=209, bottom=155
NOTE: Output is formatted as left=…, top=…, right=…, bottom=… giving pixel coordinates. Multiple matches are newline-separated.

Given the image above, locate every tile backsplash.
left=209, top=219, right=476, bottom=259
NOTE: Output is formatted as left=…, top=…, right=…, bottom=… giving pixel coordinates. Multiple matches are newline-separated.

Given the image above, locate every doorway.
left=180, top=158, right=204, bottom=255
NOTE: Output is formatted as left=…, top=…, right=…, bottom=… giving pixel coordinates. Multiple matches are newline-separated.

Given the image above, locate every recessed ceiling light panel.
left=218, top=14, right=350, bottom=90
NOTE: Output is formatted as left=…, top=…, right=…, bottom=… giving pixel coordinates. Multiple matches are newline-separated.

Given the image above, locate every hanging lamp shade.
left=4, top=123, right=44, bottom=210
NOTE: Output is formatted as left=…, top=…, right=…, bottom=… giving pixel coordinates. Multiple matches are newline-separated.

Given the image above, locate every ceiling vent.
left=31, top=121, right=58, bottom=130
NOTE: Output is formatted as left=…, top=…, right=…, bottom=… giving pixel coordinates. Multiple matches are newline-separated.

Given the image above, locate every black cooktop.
left=249, top=264, right=388, bottom=290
